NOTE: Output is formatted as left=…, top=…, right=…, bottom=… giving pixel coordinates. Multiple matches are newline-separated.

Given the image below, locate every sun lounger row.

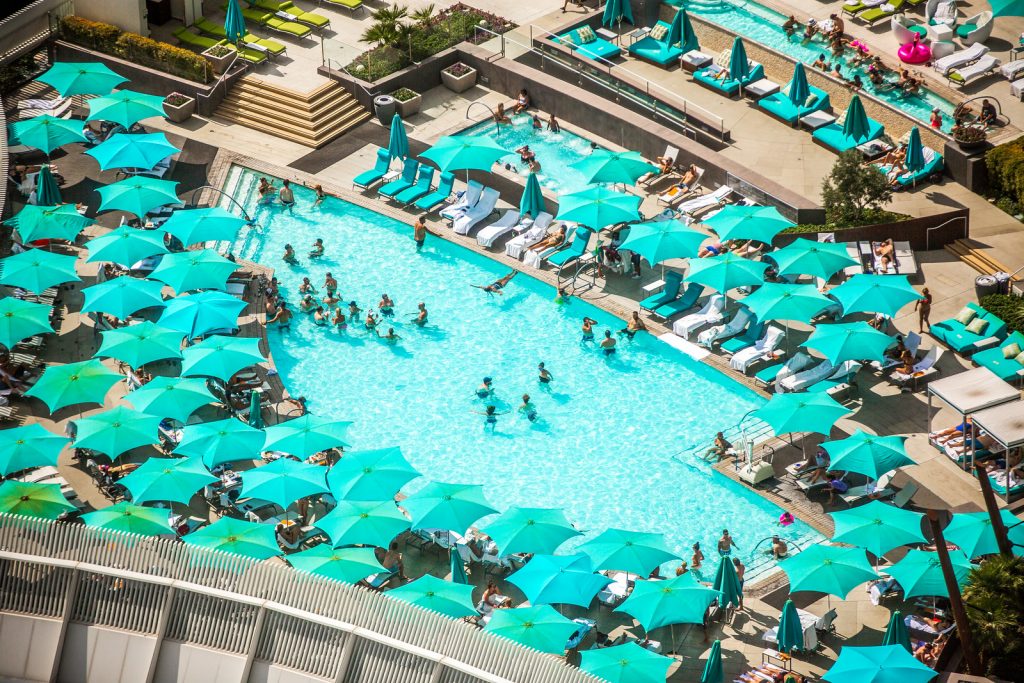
left=230, top=4, right=313, bottom=39
left=971, top=330, right=1024, bottom=383
left=352, top=147, right=457, bottom=212
left=933, top=43, right=1001, bottom=87
left=639, top=271, right=705, bottom=319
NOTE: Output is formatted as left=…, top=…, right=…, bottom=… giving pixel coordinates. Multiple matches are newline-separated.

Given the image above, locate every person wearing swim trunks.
left=476, top=377, right=494, bottom=398
left=473, top=270, right=517, bottom=295
left=267, top=302, right=292, bottom=331
left=519, top=394, right=539, bottom=422
left=332, top=307, right=347, bottom=330
left=379, top=293, right=395, bottom=317
left=348, top=301, right=362, bottom=321
left=476, top=405, right=507, bottom=432
left=413, top=302, right=428, bottom=327
left=377, top=327, right=401, bottom=344
left=299, top=277, right=317, bottom=295
left=279, top=179, right=295, bottom=208
left=717, top=529, right=737, bottom=556
left=364, top=311, right=378, bottom=330
left=324, top=273, right=338, bottom=297
left=581, top=317, right=597, bottom=342
left=619, top=311, right=647, bottom=340
left=283, top=244, right=298, bottom=265
left=413, top=215, right=428, bottom=250
left=599, top=329, right=616, bottom=355
left=537, top=362, right=553, bottom=384
left=309, top=238, right=325, bottom=259
left=313, top=306, right=328, bottom=326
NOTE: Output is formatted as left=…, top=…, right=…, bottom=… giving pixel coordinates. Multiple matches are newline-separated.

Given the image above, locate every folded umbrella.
left=387, top=112, right=408, bottom=162
left=700, top=639, right=724, bottom=683
left=777, top=599, right=805, bottom=653
left=35, top=166, right=62, bottom=206
left=882, top=610, right=912, bottom=652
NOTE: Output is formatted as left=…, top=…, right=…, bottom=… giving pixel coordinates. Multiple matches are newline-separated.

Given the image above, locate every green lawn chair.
left=233, top=5, right=312, bottom=39
left=858, top=0, right=904, bottom=25
left=320, top=0, right=363, bottom=12
left=194, top=17, right=287, bottom=57
left=173, top=27, right=226, bottom=52
left=250, top=0, right=330, bottom=30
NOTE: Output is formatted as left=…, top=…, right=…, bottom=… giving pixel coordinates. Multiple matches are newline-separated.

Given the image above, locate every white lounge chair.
left=440, top=181, right=483, bottom=220
left=946, top=55, right=1000, bottom=86
left=731, top=326, right=784, bottom=373
left=679, top=185, right=732, bottom=217
left=597, top=572, right=633, bottom=607
left=475, top=209, right=520, bottom=247
left=1001, top=60, right=1024, bottom=81
left=453, top=188, right=500, bottom=235
left=641, top=144, right=679, bottom=185
left=776, top=359, right=834, bottom=393
left=657, top=167, right=705, bottom=206
left=766, top=351, right=814, bottom=387
left=16, top=97, right=73, bottom=120
left=871, top=332, right=922, bottom=372
left=958, top=11, right=993, bottom=45
left=891, top=346, right=942, bottom=387
left=697, top=306, right=753, bottom=347
left=673, top=294, right=726, bottom=338
left=523, top=226, right=576, bottom=268
left=506, top=218, right=556, bottom=259
left=839, top=472, right=894, bottom=504
left=926, top=0, right=958, bottom=26
left=933, top=42, right=988, bottom=75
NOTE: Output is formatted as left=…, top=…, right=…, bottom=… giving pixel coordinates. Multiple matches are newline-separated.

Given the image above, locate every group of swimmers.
left=283, top=239, right=325, bottom=265
left=472, top=370, right=551, bottom=430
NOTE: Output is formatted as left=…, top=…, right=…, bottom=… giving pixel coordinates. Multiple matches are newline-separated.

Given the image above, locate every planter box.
left=203, top=46, right=235, bottom=74
left=394, top=92, right=422, bottom=117
left=441, top=66, right=477, bottom=93
left=164, top=96, right=196, bottom=123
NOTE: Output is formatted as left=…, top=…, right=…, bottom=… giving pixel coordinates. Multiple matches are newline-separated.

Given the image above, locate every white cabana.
left=971, top=400, right=1024, bottom=501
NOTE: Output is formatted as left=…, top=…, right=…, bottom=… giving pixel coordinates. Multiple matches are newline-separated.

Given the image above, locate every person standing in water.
left=412, top=302, right=428, bottom=326
left=581, top=316, right=598, bottom=342
left=413, top=215, right=431, bottom=251
left=537, top=362, right=553, bottom=384
left=519, top=394, right=539, bottom=422
left=599, top=329, right=617, bottom=355
left=476, top=377, right=494, bottom=398
left=475, top=405, right=507, bottom=432
left=279, top=179, right=295, bottom=208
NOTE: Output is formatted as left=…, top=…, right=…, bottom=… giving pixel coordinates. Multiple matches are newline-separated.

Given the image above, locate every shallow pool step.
left=657, top=332, right=710, bottom=361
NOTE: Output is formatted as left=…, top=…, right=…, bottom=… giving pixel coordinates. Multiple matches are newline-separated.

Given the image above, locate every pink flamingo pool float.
left=899, top=36, right=931, bottom=64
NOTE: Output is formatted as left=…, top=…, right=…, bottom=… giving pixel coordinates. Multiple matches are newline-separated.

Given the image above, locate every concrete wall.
left=775, top=208, right=970, bottom=251
left=73, top=0, right=149, bottom=36
left=0, top=0, right=64, bottom=62
left=0, top=613, right=61, bottom=682
left=58, top=624, right=157, bottom=683
left=152, top=642, right=247, bottom=683
left=248, top=662, right=331, bottom=683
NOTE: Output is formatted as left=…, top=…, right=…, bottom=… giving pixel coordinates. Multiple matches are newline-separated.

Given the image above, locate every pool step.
left=215, top=76, right=370, bottom=148
left=944, top=238, right=1023, bottom=281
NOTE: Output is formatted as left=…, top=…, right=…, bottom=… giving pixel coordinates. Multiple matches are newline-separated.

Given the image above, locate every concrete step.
left=946, top=239, right=1023, bottom=280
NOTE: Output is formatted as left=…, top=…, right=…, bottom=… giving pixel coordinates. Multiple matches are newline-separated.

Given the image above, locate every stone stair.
left=944, top=238, right=1023, bottom=283
left=215, top=76, right=369, bottom=148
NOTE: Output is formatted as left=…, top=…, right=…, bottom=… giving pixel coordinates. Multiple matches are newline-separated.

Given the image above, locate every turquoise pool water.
left=226, top=166, right=820, bottom=575
left=458, top=114, right=601, bottom=195
left=677, top=0, right=958, bottom=132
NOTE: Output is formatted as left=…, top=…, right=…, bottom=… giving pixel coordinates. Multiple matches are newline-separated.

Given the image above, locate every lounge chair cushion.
left=965, top=317, right=988, bottom=335
left=1003, top=342, right=1021, bottom=358
left=649, top=23, right=669, bottom=40
left=954, top=306, right=976, bottom=325
left=557, top=30, right=621, bottom=60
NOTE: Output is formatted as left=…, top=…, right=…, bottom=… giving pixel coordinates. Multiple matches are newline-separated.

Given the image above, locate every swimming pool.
left=457, top=114, right=602, bottom=195
left=676, top=0, right=958, bottom=132
left=226, top=166, right=821, bottom=577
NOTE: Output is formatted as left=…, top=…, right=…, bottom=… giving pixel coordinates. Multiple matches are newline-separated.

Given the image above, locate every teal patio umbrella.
left=685, top=252, right=767, bottom=293
left=752, top=391, right=850, bottom=437
left=0, top=423, right=68, bottom=477
left=991, top=0, right=1024, bottom=15
left=81, top=276, right=166, bottom=320
left=35, top=166, right=62, bottom=206
left=149, top=249, right=237, bottom=293
left=519, top=172, right=545, bottom=219
left=823, top=645, right=938, bottom=683
left=484, top=605, right=579, bottom=654
left=842, top=95, right=871, bottom=142
left=95, top=321, right=184, bottom=367
left=9, top=116, right=86, bottom=155
left=315, top=499, right=411, bottom=548
left=770, top=238, right=857, bottom=280
left=450, top=546, right=469, bottom=583
left=73, top=405, right=162, bottom=458
left=821, top=431, right=913, bottom=481
left=777, top=599, right=805, bottom=653
left=82, top=501, right=171, bottom=536
left=831, top=274, right=923, bottom=318
left=180, top=335, right=264, bottom=382
left=616, top=573, right=718, bottom=630
left=122, top=456, right=217, bottom=505
left=508, top=554, right=613, bottom=608
left=183, top=517, right=281, bottom=560
left=741, top=282, right=833, bottom=324
left=556, top=185, right=641, bottom=229
left=0, top=248, right=80, bottom=294
left=288, top=545, right=386, bottom=583
left=87, top=89, right=167, bottom=128
left=787, top=62, right=811, bottom=107
left=86, top=133, right=179, bottom=171
left=882, top=610, right=912, bottom=652
left=0, top=481, right=75, bottom=519
left=160, top=207, right=247, bottom=246
left=0, top=297, right=53, bottom=350
left=804, top=321, right=892, bottom=365
left=668, top=8, right=699, bottom=53
left=158, top=290, right=245, bottom=338
left=25, top=359, right=121, bottom=412
left=602, top=0, right=634, bottom=26
left=577, top=528, right=678, bottom=576
left=224, top=0, right=247, bottom=43
left=779, top=545, right=876, bottom=599
left=326, top=446, right=419, bottom=501
left=262, top=414, right=351, bottom=459
left=618, top=219, right=706, bottom=266
left=240, top=457, right=329, bottom=509
left=480, top=506, right=582, bottom=556
left=700, top=640, right=724, bottom=683
left=402, top=481, right=496, bottom=532
left=388, top=113, right=408, bottom=162
left=174, top=418, right=265, bottom=467
left=96, top=176, right=179, bottom=218
left=729, top=37, right=751, bottom=83
left=247, top=390, right=262, bottom=429
left=944, top=510, right=1021, bottom=558
left=387, top=574, right=478, bottom=618
left=830, top=500, right=926, bottom=558
left=581, top=642, right=673, bottom=683
left=38, top=61, right=127, bottom=96
left=712, top=555, right=743, bottom=609
left=887, top=549, right=971, bottom=599
left=420, top=134, right=509, bottom=173
left=85, top=225, right=169, bottom=267
left=5, top=203, right=94, bottom=243
left=704, top=205, right=794, bottom=245
left=124, top=377, right=215, bottom=423
left=905, top=127, right=925, bottom=173
left=571, top=150, right=658, bottom=186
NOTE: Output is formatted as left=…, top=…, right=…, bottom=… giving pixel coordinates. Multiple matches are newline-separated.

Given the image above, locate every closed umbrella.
left=85, top=225, right=169, bottom=267
left=882, top=610, right=912, bottom=652
left=704, top=205, right=794, bottom=245
left=577, top=528, right=678, bottom=576
left=288, top=545, right=386, bottom=583
left=830, top=500, right=927, bottom=558
left=484, top=605, right=579, bottom=654
left=420, top=134, right=509, bottom=173
left=160, top=207, right=247, bottom=246
left=25, top=359, right=121, bottom=412
left=402, top=481, right=496, bottom=533
left=0, top=481, right=75, bottom=519
left=81, top=276, right=166, bottom=320
left=5, top=204, right=94, bottom=243
left=325, top=446, right=419, bottom=501
left=87, top=89, right=166, bottom=128
left=387, top=113, right=408, bottom=162
left=240, top=457, right=329, bottom=509
left=519, top=172, right=545, bottom=219
left=35, top=166, right=62, bottom=206
left=0, top=423, right=68, bottom=477
left=173, top=418, right=265, bottom=468
left=149, top=248, right=236, bottom=293
left=0, top=248, right=80, bottom=294
left=904, top=127, right=925, bottom=173
left=821, top=431, right=913, bottom=481
left=729, top=37, right=750, bottom=83
left=124, top=377, right=215, bottom=423
left=779, top=545, right=876, bottom=599
left=842, top=95, right=872, bottom=142
left=9, top=116, right=86, bottom=155
left=82, top=501, right=171, bottom=536
left=37, top=61, right=127, bottom=96
left=618, top=219, right=706, bottom=266
left=386, top=574, right=477, bottom=618
left=95, top=321, right=184, bottom=367
left=700, top=640, right=724, bottom=683
left=262, top=414, right=351, bottom=459
left=183, top=517, right=280, bottom=560
left=823, top=645, right=939, bottom=683
left=752, top=391, right=850, bottom=437
left=158, top=290, right=245, bottom=338
left=685, top=252, right=767, bottom=293
left=314, top=499, right=411, bottom=548
left=556, top=185, right=641, bottom=229
left=224, top=0, right=247, bottom=43
left=777, top=599, right=805, bottom=653
left=96, top=176, right=180, bottom=218
left=247, top=390, right=262, bottom=429
left=480, top=506, right=581, bottom=556
left=944, top=510, right=1021, bottom=559
left=887, top=549, right=972, bottom=599
left=831, top=274, right=923, bottom=318
left=508, top=554, right=612, bottom=608
left=571, top=150, right=658, bottom=186
left=602, top=0, right=634, bottom=26
left=86, top=133, right=179, bottom=171
left=450, top=546, right=469, bottom=583
left=804, top=321, right=892, bottom=365
left=581, top=642, right=673, bottom=683
left=770, top=238, right=858, bottom=280
left=122, top=456, right=217, bottom=505
left=712, top=555, right=743, bottom=609
left=180, top=335, right=264, bottom=382
left=0, top=297, right=53, bottom=350
left=616, top=573, right=718, bottom=630
left=668, top=8, right=698, bottom=53
left=74, top=405, right=162, bottom=458
left=787, top=62, right=811, bottom=107
left=741, top=283, right=833, bottom=324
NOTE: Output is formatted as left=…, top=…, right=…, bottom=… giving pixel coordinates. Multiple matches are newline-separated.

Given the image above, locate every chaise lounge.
left=555, top=26, right=621, bottom=62
left=758, top=84, right=831, bottom=125
left=812, top=115, right=885, bottom=153
left=971, top=331, right=1024, bottom=383
left=413, top=172, right=455, bottom=211
left=930, top=302, right=1008, bottom=354
left=694, top=49, right=765, bottom=96
left=628, top=20, right=686, bottom=66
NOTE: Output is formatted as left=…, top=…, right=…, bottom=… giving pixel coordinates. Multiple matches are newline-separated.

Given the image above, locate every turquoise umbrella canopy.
left=712, top=555, right=743, bottom=608
left=85, top=225, right=169, bottom=267
left=752, top=390, right=850, bottom=436
left=770, top=238, right=858, bottom=280
left=183, top=517, right=281, bottom=560
left=831, top=274, right=923, bottom=317
left=6, top=204, right=94, bottom=243
left=779, top=545, right=877, bottom=598
left=821, top=431, right=913, bottom=480
left=224, top=0, right=247, bottom=43
left=577, top=528, right=678, bottom=575
left=777, top=599, right=804, bottom=653
left=618, top=219, right=706, bottom=266
left=887, top=549, right=972, bottom=599
left=262, top=414, right=351, bottom=459
left=450, top=546, right=469, bottom=583
left=990, top=0, right=1024, bottom=16
left=480, top=506, right=581, bottom=556
left=804, top=321, right=892, bottom=365
left=402, top=481, right=496, bottom=532
left=161, top=207, right=247, bottom=246
left=180, top=335, right=264, bottom=382
left=729, top=37, right=750, bottom=82
left=882, top=610, right=912, bottom=652
left=174, top=418, right=266, bottom=467
left=240, top=457, right=329, bottom=509
left=685, top=252, right=767, bottom=293
left=25, top=359, right=121, bottom=412
left=571, top=150, right=658, bottom=186
left=519, top=172, right=546, bottom=219
left=326, top=446, right=419, bottom=501
left=81, top=276, right=166, bottom=320
left=122, top=456, right=217, bottom=505
left=787, top=62, right=811, bottom=107
left=96, top=177, right=180, bottom=218
left=944, top=510, right=1021, bottom=558
left=905, top=127, right=925, bottom=173
left=0, top=423, right=67, bottom=477
left=823, top=645, right=938, bottom=683
left=35, top=166, right=62, bottom=206
left=314, top=499, right=411, bottom=548
left=0, top=248, right=80, bottom=294
left=700, top=640, right=724, bottom=683
left=388, top=113, right=408, bottom=162
left=0, top=297, right=53, bottom=350
left=124, top=377, right=215, bottom=423
left=248, top=390, right=263, bottom=429
left=95, top=321, right=185, bottom=367
left=386, top=574, right=478, bottom=618
left=420, top=134, right=508, bottom=172
left=86, top=133, right=179, bottom=171
left=87, top=89, right=166, bottom=128
left=74, top=405, right=162, bottom=458
left=741, top=282, right=833, bottom=323
left=288, top=545, right=386, bottom=583
left=0, top=481, right=76, bottom=519
left=842, top=95, right=871, bottom=142
left=830, top=500, right=927, bottom=557
left=704, top=205, right=794, bottom=244
left=149, top=249, right=237, bottom=293
left=616, top=573, right=718, bottom=630
left=82, top=501, right=171, bottom=536
left=9, top=116, right=86, bottom=155
left=484, top=605, right=579, bottom=654
left=556, top=185, right=641, bottom=229
left=602, top=0, right=634, bottom=26
left=668, top=8, right=699, bottom=53
left=581, top=642, right=674, bottom=683
left=158, top=290, right=245, bottom=338
left=37, top=61, right=127, bottom=96
left=508, top=554, right=613, bottom=607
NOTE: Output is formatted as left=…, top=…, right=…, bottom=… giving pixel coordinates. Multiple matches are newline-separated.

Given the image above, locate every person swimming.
left=473, top=270, right=517, bottom=295
left=332, top=307, right=347, bottom=330
left=599, top=329, right=616, bottom=355
left=412, top=302, right=428, bottom=326
left=476, top=377, right=494, bottom=398
left=519, top=394, right=539, bottom=422
left=537, top=362, right=553, bottom=384
left=313, top=306, right=328, bottom=326
left=348, top=301, right=362, bottom=321
left=554, top=286, right=570, bottom=305
left=283, top=243, right=298, bottom=265
left=581, top=316, right=598, bottom=342
left=309, top=238, right=325, bottom=259
left=299, top=295, right=316, bottom=313
left=364, top=311, right=378, bottom=329
left=379, top=293, right=395, bottom=317
left=299, top=277, right=317, bottom=295
left=476, top=404, right=507, bottom=431
left=377, top=326, right=400, bottom=344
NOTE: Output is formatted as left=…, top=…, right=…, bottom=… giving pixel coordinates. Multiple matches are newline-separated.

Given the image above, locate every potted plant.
left=441, top=62, right=477, bottom=93
left=953, top=124, right=988, bottom=152
left=163, top=92, right=196, bottom=123
left=202, top=43, right=235, bottom=74
left=392, top=87, right=422, bottom=117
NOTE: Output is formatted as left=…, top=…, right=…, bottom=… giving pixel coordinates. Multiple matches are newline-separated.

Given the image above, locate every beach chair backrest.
left=764, top=326, right=785, bottom=350
left=914, top=346, right=938, bottom=371
left=465, top=181, right=484, bottom=207
left=373, top=148, right=389, bottom=170
left=569, top=228, right=592, bottom=254
left=664, top=145, right=679, bottom=165
left=436, top=172, right=455, bottom=195
left=664, top=270, right=683, bottom=293
left=534, top=212, right=554, bottom=229
left=416, top=166, right=435, bottom=188
left=400, top=158, right=419, bottom=182
left=475, top=188, right=500, bottom=215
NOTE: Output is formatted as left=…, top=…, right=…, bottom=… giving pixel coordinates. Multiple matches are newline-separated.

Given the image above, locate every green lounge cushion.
left=909, top=25, right=928, bottom=37
left=956, top=23, right=977, bottom=38
left=1003, top=342, right=1022, bottom=359
left=965, top=317, right=989, bottom=335
left=954, top=306, right=977, bottom=325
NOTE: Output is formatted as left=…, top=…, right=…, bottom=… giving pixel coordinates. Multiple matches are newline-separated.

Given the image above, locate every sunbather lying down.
left=473, top=270, right=517, bottom=295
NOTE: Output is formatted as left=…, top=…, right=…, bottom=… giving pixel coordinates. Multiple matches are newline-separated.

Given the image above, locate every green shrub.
left=781, top=210, right=908, bottom=234
left=392, top=87, right=418, bottom=101
left=986, top=136, right=1024, bottom=216
left=60, top=15, right=120, bottom=51
left=821, top=151, right=893, bottom=226
left=0, top=53, right=45, bottom=95
left=979, top=293, right=1024, bottom=333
